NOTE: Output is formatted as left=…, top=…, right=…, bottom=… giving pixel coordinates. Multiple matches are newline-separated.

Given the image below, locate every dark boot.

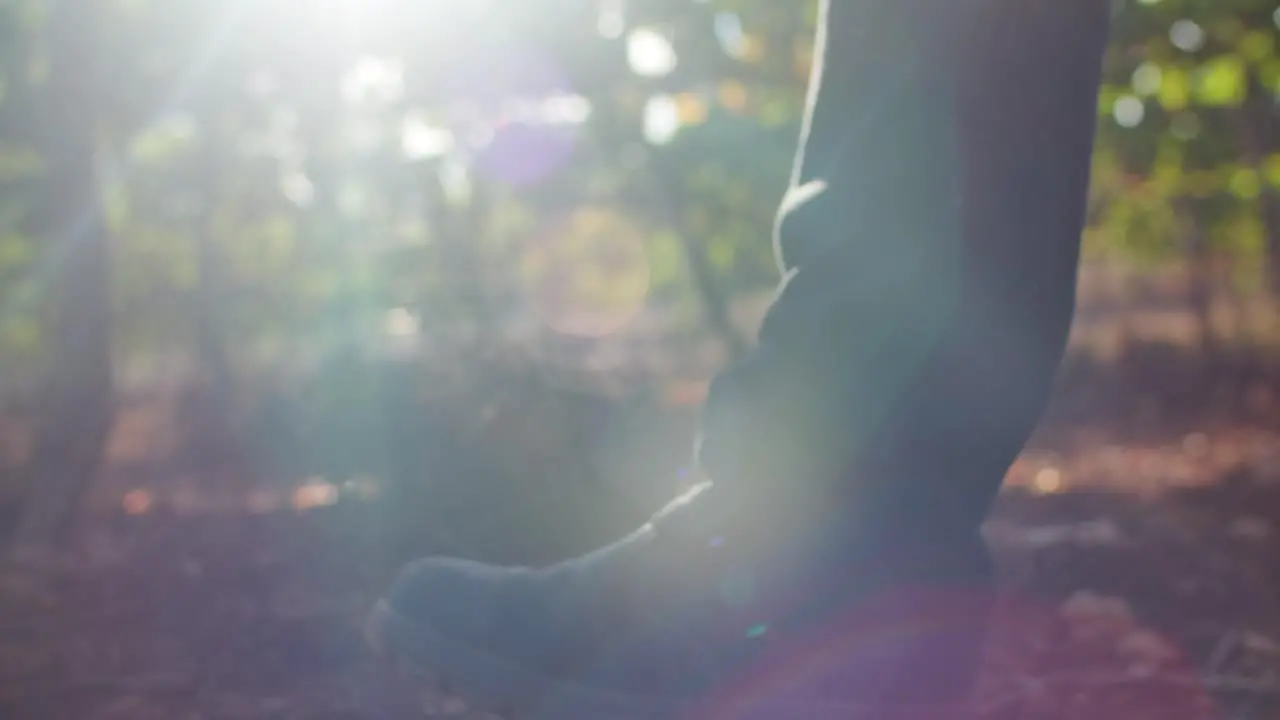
left=366, top=481, right=995, bottom=718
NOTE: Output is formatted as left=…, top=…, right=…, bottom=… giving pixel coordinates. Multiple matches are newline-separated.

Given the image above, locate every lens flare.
left=435, top=43, right=583, bottom=187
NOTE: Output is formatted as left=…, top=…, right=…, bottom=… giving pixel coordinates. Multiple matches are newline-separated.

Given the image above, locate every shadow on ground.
left=2, top=453, right=1279, bottom=719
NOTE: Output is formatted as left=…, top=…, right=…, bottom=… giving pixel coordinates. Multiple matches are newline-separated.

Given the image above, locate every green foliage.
left=1096, top=0, right=1280, bottom=262
left=0, top=0, right=1275, bottom=384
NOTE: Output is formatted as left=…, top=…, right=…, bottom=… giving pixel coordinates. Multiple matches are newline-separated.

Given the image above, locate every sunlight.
left=341, top=56, right=404, bottom=106
left=537, top=94, right=593, bottom=125
left=1131, top=62, right=1162, bottom=97
left=401, top=114, right=455, bottom=160
left=713, top=12, right=746, bottom=57
left=280, top=171, right=315, bottom=206
left=597, top=0, right=625, bottom=39
left=643, top=95, right=680, bottom=145
left=1169, top=19, right=1205, bottom=52
left=628, top=28, right=678, bottom=78
left=1113, top=95, right=1145, bottom=128
left=384, top=307, right=420, bottom=337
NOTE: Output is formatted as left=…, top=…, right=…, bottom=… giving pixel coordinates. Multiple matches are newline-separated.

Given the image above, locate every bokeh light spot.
left=401, top=115, right=454, bottom=160
left=122, top=489, right=153, bottom=516
left=340, top=55, right=404, bottom=106
left=714, top=13, right=746, bottom=57
left=1182, top=432, right=1210, bottom=457
left=1132, top=62, right=1163, bottom=96
left=628, top=28, right=678, bottom=77
left=1033, top=467, right=1064, bottom=495
left=1113, top=95, right=1146, bottom=128
left=1170, top=19, right=1205, bottom=52
left=292, top=479, right=339, bottom=511
left=644, top=95, right=680, bottom=145
left=384, top=307, right=419, bottom=337
left=597, top=0, right=625, bottom=38
left=716, top=80, right=749, bottom=113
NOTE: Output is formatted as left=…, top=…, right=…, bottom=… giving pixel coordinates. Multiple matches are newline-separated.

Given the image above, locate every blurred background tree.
left=0, top=0, right=1275, bottom=561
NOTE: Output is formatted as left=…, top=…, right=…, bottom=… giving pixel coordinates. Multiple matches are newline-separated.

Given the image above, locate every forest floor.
left=2, top=425, right=1280, bottom=720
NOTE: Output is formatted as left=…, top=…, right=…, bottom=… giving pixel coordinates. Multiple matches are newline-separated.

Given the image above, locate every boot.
left=365, top=480, right=995, bottom=718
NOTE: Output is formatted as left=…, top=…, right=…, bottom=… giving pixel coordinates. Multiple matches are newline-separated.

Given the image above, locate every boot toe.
left=386, top=556, right=507, bottom=628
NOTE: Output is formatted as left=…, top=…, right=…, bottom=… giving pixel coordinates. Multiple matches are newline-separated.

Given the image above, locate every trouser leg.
left=697, top=3, right=1109, bottom=705
left=698, top=0, right=1111, bottom=538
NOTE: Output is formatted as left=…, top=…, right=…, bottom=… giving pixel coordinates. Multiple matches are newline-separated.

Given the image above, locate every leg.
left=857, top=0, right=1113, bottom=534
left=696, top=0, right=1111, bottom=703
left=699, top=0, right=974, bottom=523
left=699, top=0, right=1112, bottom=538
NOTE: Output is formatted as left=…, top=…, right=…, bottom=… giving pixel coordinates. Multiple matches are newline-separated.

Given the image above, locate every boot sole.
left=365, top=599, right=687, bottom=718
left=364, top=600, right=978, bottom=719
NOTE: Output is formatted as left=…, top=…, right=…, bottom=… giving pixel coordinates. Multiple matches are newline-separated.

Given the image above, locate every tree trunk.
left=1260, top=188, right=1280, bottom=302
left=425, top=160, right=501, bottom=355
left=193, top=133, right=235, bottom=414
left=11, top=0, right=114, bottom=555
left=1233, top=77, right=1280, bottom=298
left=1177, top=200, right=1216, bottom=364
left=677, top=228, right=749, bottom=361
left=172, top=125, right=245, bottom=492
left=649, top=155, right=750, bottom=362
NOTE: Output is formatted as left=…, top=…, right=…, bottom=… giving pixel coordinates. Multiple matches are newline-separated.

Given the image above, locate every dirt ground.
left=2, top=428, right=1279, bottom=720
